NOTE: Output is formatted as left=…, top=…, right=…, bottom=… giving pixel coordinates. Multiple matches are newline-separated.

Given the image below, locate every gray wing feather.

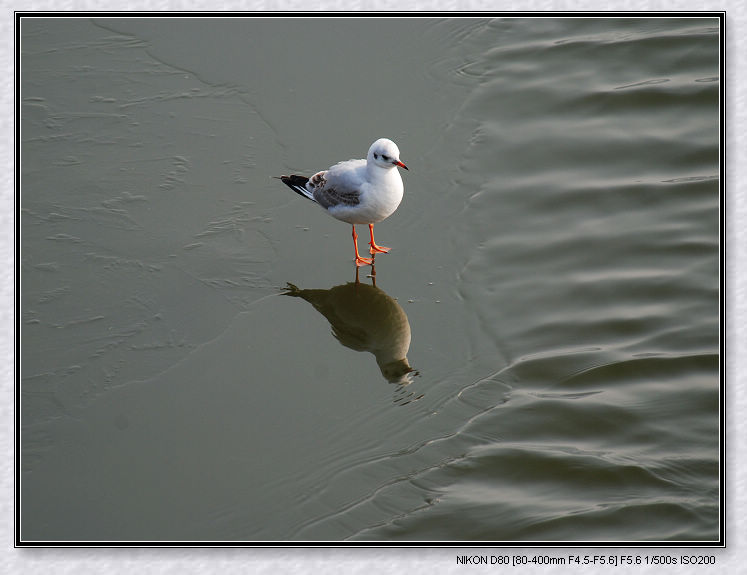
left=313, top=185, right=361, bottom=209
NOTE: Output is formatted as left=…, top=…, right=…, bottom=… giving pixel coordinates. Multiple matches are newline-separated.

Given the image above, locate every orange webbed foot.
left=355, top=256, right=374, bottom=267
left=367, top=224, right=390, bottom=256
left=369, top=243, right=391, bottom=255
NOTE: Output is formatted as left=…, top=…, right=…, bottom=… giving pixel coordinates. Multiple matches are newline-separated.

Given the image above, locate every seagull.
left=277, top=138, right=408, bottom=267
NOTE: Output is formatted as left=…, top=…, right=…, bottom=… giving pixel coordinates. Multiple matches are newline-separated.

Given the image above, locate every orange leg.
left=368, top=223, right=391, bottom=255
left=352, top=225, right=373, bottom=267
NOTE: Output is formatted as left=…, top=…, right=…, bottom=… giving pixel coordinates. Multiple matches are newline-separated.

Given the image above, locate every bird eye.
left=382, top=155, right=390, bottom=161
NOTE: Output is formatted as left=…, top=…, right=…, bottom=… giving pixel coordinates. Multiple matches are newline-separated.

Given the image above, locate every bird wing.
left=309, top=170, right=362, bottom=209
left=279, top=175, right=314, bottom=202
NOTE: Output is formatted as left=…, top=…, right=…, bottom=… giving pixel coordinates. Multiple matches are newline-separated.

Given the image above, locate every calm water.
left=20, top=16, right=721, bottom=542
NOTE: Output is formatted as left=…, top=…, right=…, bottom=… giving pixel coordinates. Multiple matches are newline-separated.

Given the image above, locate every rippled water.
left=20, top=16, right=721, bottom=543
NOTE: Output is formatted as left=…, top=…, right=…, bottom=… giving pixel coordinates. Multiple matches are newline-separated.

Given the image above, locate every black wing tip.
left=277, top=174, right=315, bottom=202
left=279, top=174, right=309, bottom=186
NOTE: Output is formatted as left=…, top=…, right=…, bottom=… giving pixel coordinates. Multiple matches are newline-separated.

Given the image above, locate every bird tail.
left=276, top=175, right=315, bottom=202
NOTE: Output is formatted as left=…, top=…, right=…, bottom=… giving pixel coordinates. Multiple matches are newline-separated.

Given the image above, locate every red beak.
left=394, top=160, right=409, bottom=171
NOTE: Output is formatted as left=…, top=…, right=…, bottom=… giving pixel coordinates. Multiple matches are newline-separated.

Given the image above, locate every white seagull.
left=278, top=138, right=408, bottom=267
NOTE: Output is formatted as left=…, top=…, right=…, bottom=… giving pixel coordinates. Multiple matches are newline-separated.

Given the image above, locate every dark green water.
left=20, top=16, right=720, bottom=542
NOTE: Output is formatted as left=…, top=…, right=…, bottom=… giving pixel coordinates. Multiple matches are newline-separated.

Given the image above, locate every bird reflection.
left=282, top=266, right=421, bottom=394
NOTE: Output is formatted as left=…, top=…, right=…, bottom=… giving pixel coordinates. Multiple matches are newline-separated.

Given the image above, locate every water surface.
left=20, top=16, right=720, bottom=542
